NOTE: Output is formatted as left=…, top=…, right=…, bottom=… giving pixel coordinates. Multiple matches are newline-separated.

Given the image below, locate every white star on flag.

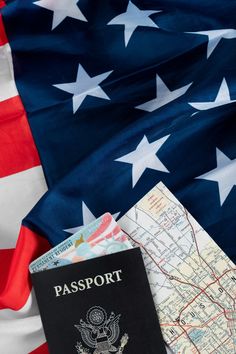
left=34, top=0, right=87, bottom=30
left=196, top=148, right=236, bottom=205
left=64, top=201, right=120, bottom=234
left=115, top=135, right=170, bottom=188
left=107, top=1, right=161, bottom=46
left=186, top=29, right=236, bottom=58
left=53, top=64, right=113, bottom=113
left=189, top=78, right=236, bottom=111
left=136, top=74, right=192, bottom=112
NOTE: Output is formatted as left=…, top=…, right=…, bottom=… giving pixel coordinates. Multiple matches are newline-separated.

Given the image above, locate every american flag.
left=0, top=0, right=235, bottom=353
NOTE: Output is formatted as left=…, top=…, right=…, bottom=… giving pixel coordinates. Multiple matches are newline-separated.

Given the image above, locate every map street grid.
left=119, top=182, right=236, bottom=354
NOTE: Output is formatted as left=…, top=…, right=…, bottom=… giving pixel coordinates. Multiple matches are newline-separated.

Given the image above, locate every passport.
left=32, top=248, right=167, bottom=354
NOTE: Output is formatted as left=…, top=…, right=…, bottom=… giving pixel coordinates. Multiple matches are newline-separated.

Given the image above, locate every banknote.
left=29, top=213, right=132, bottom=273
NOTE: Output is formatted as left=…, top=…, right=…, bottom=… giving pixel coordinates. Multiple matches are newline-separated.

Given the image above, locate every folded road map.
left=118, top=182, right=236, bottom=354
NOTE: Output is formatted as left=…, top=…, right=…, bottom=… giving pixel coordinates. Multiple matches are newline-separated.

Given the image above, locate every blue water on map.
left=189, top=329, right=205, bottom=343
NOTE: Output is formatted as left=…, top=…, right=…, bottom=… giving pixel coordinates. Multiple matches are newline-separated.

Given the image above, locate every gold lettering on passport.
left=54, top=269, right=123, bottom=297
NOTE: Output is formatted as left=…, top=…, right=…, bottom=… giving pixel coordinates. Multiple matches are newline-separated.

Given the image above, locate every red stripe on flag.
left=0, top=226, right=50, bottom=310
left=0, top=248, right=15, bottom=286
left=0, top=96, right=41, bottom=177
left=30, top=342, right=49, bottom=354
left=0, top=14, right=7, bottom=44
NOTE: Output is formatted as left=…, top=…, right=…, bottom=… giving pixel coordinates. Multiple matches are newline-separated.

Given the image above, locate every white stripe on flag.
left=0, top=43, right=18, bottom=101
left=0, top=166, right=47, bottom=248
left=0, top=291, right=46, bottom=354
